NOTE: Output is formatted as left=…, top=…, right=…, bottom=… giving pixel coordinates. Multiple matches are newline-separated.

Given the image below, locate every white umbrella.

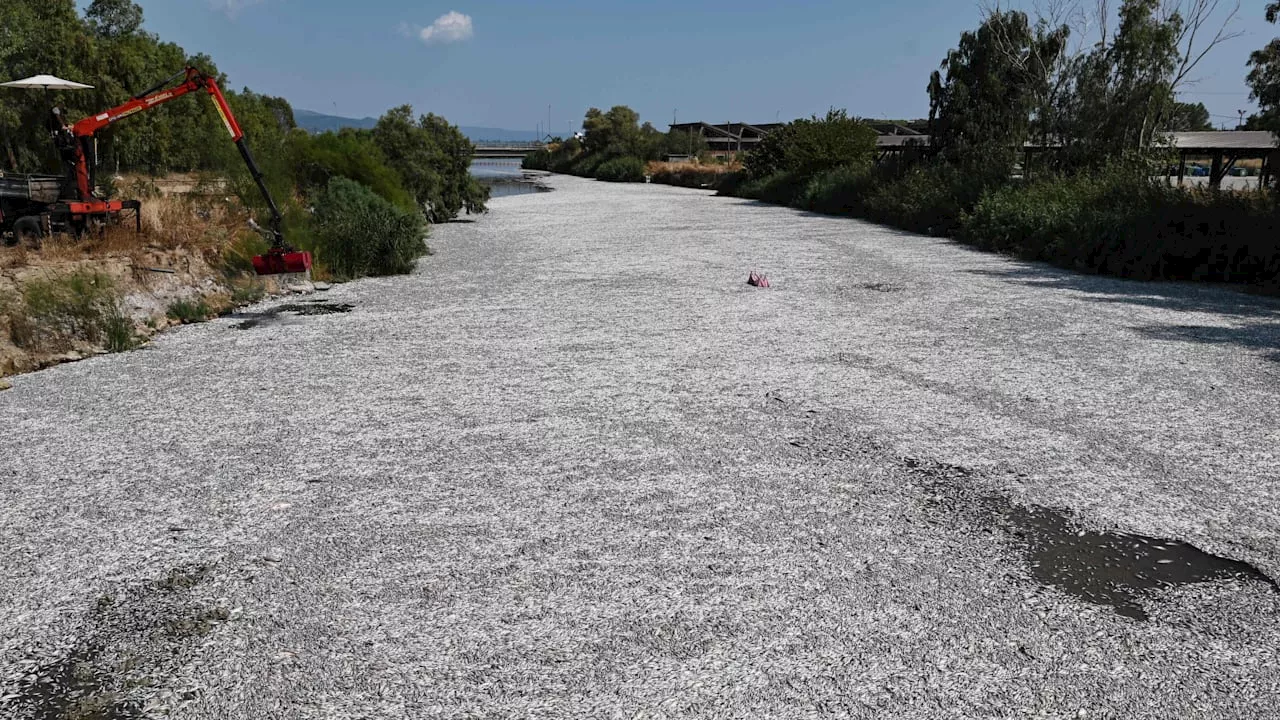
left=0, top=74, right=94, bottom=91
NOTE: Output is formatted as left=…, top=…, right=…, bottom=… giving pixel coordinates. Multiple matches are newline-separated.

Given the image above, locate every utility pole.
left=1238, top=109, right=1246, bottom=130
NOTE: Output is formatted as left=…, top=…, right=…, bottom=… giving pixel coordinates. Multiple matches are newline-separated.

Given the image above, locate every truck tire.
left=13, top=216, right=45, bottom=248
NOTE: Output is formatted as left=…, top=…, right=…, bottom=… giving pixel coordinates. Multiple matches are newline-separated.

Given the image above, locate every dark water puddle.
left=917, top=465, right=1276, bottom=620
left=275, top=301, right=353, bottom=316
left=485, top=179, right=551, bottom=198
left=1001, top=501, right=1273, bottom=619
left=230, top=300, right=352, bottom=330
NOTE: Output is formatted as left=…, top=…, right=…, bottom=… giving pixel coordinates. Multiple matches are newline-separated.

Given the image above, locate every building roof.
left=874, top=131, right=1279, bottom=151
left=869, top=122, right=925, bottom=136
left=669, top=122, right=784, bottom=139
left=1169, top=131, right=1277, bottom=150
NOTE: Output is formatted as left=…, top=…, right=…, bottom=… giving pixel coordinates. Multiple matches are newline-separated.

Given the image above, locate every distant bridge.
left=472, top=141, right=544, bottom=158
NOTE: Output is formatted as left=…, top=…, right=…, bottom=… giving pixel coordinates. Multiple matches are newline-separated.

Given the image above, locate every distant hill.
left=294, top=109, right=541, bottom=143
left=293, top=109, right=377, bottom=133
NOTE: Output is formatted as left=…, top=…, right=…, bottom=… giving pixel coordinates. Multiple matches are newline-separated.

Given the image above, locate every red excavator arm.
left=67, top=67, right=309, bottom=275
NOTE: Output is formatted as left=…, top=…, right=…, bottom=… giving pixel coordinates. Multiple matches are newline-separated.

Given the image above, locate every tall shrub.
left=745, top=110, right=877, bottom=180
left=310, top=177, right=427, bottom=280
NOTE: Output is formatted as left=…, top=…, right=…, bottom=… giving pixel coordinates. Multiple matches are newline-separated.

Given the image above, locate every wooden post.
left=1024, top=148, right=1031, bottom=182
left=1210, top=152, right=1223, bottom=190
left=1176, top=150, right=1186, bottom=187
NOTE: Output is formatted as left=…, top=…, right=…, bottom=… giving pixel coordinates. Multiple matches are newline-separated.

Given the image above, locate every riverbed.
left=2, top=175, right=1279, bottom=717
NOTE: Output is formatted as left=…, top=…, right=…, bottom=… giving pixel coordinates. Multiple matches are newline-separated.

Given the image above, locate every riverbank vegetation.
left=1, top=0, right=487, bottom=283
left=710, top=1, right=1280, bottom=290
left=522, top=105, right=710, bottom=181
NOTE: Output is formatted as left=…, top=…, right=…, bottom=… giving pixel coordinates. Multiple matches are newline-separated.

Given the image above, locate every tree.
left=581, top=105, right=643, bottom=158
left=0, top=0, right=94, bottom=171
left=1169, top=100, right=1213, bottom=130
left=419, top=112, right=488, bottom=219
left=745, top=109, right=878, bottom=180
left=371, top=106, right=487, bottom=223
left=927, top=9, right=1068, bottom=162
left=1045, top=0, right=1185, bottom=167
left=663, top=127, right=708, bottom=158
left=1246, top=4, right=1280, bottom=131
left=86, top=0, right=143, bottom=39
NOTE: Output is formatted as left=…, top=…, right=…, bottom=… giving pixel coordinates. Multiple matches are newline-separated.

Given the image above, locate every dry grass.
left=0, top=195, right=252, bottom=272
left=646, top=159, right=741, bottom=176
left=646, top=160, right=741, bottom=191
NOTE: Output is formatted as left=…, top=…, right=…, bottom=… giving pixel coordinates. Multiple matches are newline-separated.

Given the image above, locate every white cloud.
left=417, top=11, right=474, bottom=45
left=210, top=0, right=265, bottom=19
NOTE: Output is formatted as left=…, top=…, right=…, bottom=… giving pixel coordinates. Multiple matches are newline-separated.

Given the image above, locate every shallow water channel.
left=470, top=157, right=549, bottom=198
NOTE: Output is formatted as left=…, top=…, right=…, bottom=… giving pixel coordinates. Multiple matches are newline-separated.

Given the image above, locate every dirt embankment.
left=0, top=191, right=301, bottom=378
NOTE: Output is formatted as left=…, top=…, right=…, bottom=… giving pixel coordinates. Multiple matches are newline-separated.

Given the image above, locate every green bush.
left=715, top=172, right=750, bottom=197
left=745, top=109, right=878, bottom=180
left=221, top=232, right=273, bottom=278
left=793, top=164, right=875, bottom=214
left=595, top=156, right=646, bottom=183
left=858, top=166, right=974, bottom=236
left=735, top=171, right=805, bottom=205
left=962, top=173, right=1280, bottom=283
left=167, top=299, right=212, bottom=324
left=5, top=271, right=135, bottom=353
left=288, top=130, right=416, bottom=210
left=568, top=152, right=607, bottom=178
left=103, top=314, right=139, bottom=353
left=522, top=149, right=551, bottom=171
left=310, top=177, right=428, bottom=280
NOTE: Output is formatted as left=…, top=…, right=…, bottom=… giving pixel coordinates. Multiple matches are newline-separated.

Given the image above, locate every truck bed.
left=0, top=174, right=63, bottom=204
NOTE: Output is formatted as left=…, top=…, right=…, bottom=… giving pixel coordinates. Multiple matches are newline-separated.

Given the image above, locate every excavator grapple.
left=252, top=248, right=313, bottom=275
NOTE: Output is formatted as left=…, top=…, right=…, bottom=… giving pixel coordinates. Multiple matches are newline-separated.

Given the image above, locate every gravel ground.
left=2, top=175, right=1279, bottom=718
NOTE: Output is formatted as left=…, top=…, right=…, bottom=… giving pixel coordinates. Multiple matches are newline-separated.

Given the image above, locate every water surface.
left=471, top=158, right=549, bottom=198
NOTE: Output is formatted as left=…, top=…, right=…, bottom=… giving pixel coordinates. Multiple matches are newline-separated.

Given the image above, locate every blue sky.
left=121, top=0, right=1275, bottom=131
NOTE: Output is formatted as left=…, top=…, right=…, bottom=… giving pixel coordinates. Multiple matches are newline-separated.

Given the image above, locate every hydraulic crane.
left=28, top=67, right=309, bottom=275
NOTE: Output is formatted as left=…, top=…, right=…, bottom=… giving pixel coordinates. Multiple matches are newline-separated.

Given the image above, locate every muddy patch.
left=230, top=299, right=353, bottom=330
left=486, top=179, right=552, bottom=199
left=852, top=282, right=907, bottom=293
left=275, top=301, right=353, bottom=316
left=917, top=463, right=1276, bottom=620
left=1, top=565, right=230, bottom=719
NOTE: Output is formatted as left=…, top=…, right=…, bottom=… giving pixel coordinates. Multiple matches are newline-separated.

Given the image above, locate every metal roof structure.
left=1168, top=131, right=1277, bottom=151
left=875, top=131, right=1279, bottom=152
